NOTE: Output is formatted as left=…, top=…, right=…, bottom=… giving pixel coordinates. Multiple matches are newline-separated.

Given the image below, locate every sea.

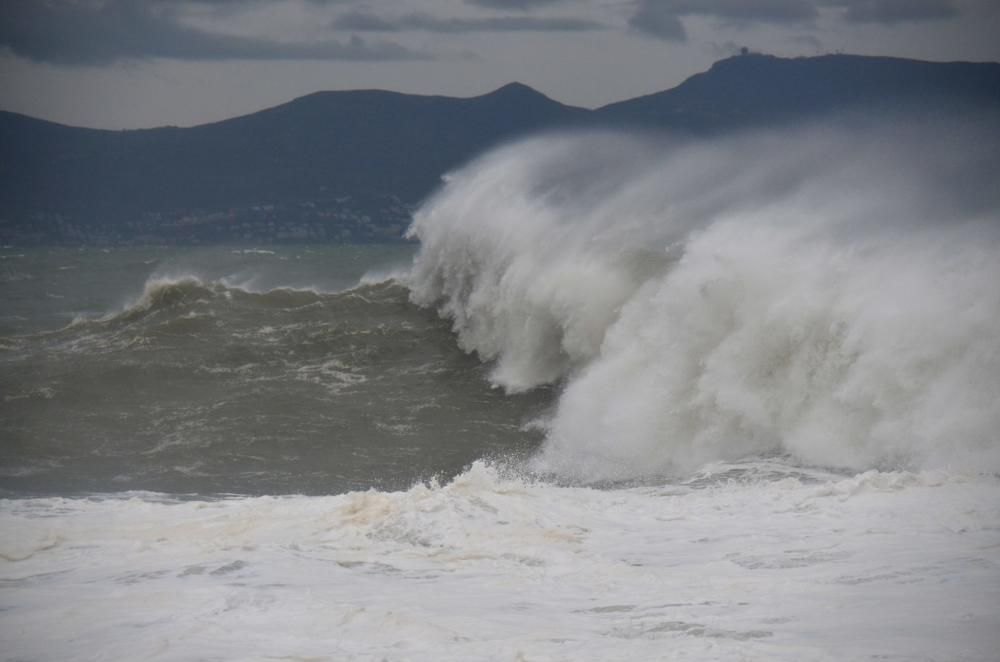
left=2, top=121, right=999, bottom=661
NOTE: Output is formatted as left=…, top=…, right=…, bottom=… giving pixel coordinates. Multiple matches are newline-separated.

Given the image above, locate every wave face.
left=407, top=121, right=1000, bottom=481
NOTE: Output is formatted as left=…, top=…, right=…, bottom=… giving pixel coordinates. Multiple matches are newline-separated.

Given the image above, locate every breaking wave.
left=407, top=121, right=1000, bottom=480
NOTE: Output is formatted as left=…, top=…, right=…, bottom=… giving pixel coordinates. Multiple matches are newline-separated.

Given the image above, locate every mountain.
left=2, top=53, right=998, bottom=244
left=597, top=53, right=1000, bottom=132
left=0, top=82, right=587, bottom=241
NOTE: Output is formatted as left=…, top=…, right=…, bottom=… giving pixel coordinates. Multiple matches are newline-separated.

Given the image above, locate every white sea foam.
left=2, top=465, right=998, bottom=661
left=407, top=122, right=1000, bottom=480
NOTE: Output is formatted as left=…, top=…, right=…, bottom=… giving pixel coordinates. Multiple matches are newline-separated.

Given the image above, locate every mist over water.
left=408, top=121, right=1000, bottom=481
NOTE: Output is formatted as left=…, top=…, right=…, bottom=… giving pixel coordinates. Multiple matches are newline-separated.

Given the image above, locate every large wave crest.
left=406, top=120, right=1000, bottom=480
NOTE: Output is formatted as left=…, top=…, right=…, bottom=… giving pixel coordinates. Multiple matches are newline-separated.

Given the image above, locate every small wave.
left=230, top=286, right=325, bottom=310
left=53, top=276, right=218, bottom=331
left=99, top=276, right=339, bottom=325
left=127, top=276, right=217, bottom=314
left=360, top=267, right=411, bottom=287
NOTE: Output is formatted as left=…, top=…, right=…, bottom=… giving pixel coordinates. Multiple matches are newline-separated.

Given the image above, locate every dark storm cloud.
left=823, top=0, right=959, bottom=24
left=334, top=10, right=605, bottom=33
left=0, top=0, right=424, bottom=65
left=465, top=0, right=569, bottom=10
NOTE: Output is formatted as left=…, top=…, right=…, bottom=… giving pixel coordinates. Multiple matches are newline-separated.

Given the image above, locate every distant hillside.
left=1, top=53, right=998, bottom=244
left=0, top=82, right=587, bottom=238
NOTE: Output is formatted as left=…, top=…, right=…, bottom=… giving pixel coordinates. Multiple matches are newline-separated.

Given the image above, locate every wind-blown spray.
left=407, top=120, right=1000, bottom=480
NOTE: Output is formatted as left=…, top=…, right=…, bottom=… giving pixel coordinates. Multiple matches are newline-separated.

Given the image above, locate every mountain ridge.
left=597, top=53, right=1000, bottom=130
left=2, top=53, right=999, bottom=244
left=0, top=80, right=581, bottom=133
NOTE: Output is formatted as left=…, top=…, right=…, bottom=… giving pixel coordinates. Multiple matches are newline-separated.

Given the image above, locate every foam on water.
left=407, top=121, right=1000, bottom=481
left=2, top=464, right=998, bottom=661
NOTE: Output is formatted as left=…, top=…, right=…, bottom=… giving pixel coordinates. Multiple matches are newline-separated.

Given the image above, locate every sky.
left=1, top=0, right=999, bottom=129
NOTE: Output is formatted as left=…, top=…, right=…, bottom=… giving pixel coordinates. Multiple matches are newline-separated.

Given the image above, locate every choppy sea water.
left=1, top=244, right=548, bottom=496
left=3, top=121, right=1000, bottom=661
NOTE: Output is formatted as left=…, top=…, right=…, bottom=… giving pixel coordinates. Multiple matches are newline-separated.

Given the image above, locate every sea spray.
left=407, top=120, right=1000, bottom=479
left=407, top=132, right=689, bottom=390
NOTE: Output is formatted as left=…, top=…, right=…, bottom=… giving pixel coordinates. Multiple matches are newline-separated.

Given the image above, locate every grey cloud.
left=628, top=3, right=686, bottom=40
left=188, top=0, right=352, bottom=4
left=789, top=33, right=825, bottom=52
left=334, top=10, right=605, bottom=33
left=0, top=0, right=425, bottom=65
left=334, top=11, right=399, bottom=32
left=822, top=0, right=959, bottom=24
left=627, top=0, right=959, bottom=43
left=465, top=0, right=569, bottom=10
left=629, top=0, right=818, bottom=41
